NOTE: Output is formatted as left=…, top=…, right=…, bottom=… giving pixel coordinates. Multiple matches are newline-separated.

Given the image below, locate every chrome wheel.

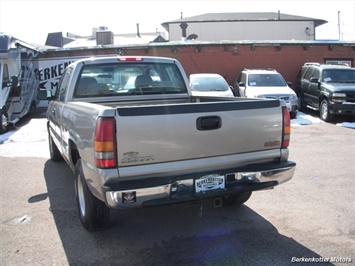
left=320, top=101, right=328, bottom=120
left=77, top=174, right=86, bottom=218
left=320, top=99, right=333, bottom=122
left=49, top=134, right=54, bottom=155
left=75, top=159, right=110, bottom=231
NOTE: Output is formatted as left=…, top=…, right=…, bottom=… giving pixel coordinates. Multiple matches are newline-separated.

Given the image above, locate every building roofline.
left=37, top=40, right=354, bottom=54
left=161, top=12, right=328, bottom=31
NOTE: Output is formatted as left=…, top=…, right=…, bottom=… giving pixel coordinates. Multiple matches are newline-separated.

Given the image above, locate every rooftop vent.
left=96, top=31, right=114, bottom=45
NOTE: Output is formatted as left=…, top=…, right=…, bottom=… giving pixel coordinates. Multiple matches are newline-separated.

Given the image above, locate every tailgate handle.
left=196, top=116, right=222, bottom=131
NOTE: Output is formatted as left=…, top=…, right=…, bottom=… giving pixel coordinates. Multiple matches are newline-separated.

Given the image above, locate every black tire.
left=0, top=109, right=9, bottom=134
left=223, top=191, right=252, bottom=206
left=290, top=111, right=297, bottom=119
left=299, top=95, right=307, bottom=112
left=74, top=159, right=110, bottom=231
left=48, top=129, right=63, bottom=161
left=319, top=99, right=334, bottom=122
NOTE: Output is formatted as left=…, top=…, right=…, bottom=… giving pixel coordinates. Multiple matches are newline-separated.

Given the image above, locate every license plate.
left=195, top=174, right=225, bottom=193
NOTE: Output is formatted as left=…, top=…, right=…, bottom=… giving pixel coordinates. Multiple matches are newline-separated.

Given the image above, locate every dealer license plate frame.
left=195, top=174, right=225, bottom=193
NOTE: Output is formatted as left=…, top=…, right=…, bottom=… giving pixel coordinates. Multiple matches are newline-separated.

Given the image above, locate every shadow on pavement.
left=42, top=159, right=333, bottom=266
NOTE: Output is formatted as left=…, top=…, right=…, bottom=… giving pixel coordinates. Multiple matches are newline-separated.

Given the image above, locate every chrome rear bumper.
left=104, top=161, right=295, bottom=209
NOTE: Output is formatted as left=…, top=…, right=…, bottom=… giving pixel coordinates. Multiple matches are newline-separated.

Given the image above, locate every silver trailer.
left=0, top=33, right=40, bottom=133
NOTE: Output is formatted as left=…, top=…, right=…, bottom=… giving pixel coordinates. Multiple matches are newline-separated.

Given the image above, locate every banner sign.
left=35, top=57, right=86, bottom=94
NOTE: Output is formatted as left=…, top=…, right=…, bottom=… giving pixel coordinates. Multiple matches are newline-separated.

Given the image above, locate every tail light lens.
left=117, top=57, right=143, bottom=61
left=95, top=117, right=117, bottom=168
left=282, top=107, right=291, bottom=148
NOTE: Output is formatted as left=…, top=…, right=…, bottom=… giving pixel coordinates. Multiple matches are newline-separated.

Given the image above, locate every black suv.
left=297, top=63, right=355, bottom=121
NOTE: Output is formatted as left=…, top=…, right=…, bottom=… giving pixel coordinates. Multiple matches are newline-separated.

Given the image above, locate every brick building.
left=37, top=40, right=355, bottom=90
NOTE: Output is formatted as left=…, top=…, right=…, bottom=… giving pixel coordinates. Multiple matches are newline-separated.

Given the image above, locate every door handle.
left=196, top=116, right=222, bottom=131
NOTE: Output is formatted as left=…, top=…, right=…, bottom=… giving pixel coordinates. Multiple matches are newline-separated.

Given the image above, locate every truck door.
left=307, top=68, right=321, bottom=108
left=237, top=73, right=247, bottom=97
left=47, top=67, right=72, bottom=157
left=301, top=67, right=314, bottom=107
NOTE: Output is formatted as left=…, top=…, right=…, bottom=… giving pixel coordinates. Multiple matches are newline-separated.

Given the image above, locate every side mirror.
left=287, top=82, right=292, bottom=87
left=310, top=77, right=319, bottom=83
left=238, top=82, right=247, bottom=97
left=37, top=90, right=54, bottom=100
left=10, top=76, right=20, bottom=88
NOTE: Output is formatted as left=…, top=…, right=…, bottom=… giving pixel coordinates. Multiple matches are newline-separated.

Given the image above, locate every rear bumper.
left=103, top=161, right=296, bottom=209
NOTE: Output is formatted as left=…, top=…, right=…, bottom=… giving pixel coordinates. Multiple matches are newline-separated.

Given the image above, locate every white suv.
left=234, top=68, right=298, bottom=118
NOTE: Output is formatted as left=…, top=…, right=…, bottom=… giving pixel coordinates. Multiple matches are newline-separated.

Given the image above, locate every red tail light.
left=282, top=107, right=291, bottom=148
left=117, top=57, right=143, bottom=61
left=95, top=117, right=117, bottom=168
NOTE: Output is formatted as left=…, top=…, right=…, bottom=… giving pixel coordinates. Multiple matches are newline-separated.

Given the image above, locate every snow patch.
left=0, top=118, right=49, bottom=158
left=291, top=112, right=323, bottom=127
left=336, top=122, right=355, bottom=129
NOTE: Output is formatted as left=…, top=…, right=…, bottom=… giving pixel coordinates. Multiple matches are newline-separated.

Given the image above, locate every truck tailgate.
left=115, top=99, right=283, bottom=168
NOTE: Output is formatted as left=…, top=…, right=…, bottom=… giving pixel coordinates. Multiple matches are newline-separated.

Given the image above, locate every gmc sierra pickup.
left=38, top=56, right=296, bottom=231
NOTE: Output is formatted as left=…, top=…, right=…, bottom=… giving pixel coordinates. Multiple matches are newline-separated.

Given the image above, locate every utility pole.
left=338, top=11, right=341, bottom=40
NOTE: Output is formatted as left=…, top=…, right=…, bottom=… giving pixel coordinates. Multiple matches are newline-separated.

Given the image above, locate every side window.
left=57, top=67, right=73, bottom=102
left=236, top=73, right=242, bottom=85
left=236, top=73, right=241, bottom=84
left=238, top=73, right=246, bottom=84
left=303, top=68, right=315, bottom=81
left=312, top=68, right=320, bottom=79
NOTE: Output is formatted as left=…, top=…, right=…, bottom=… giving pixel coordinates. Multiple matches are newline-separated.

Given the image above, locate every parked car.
left=234, top=68, right=298, bottom=118
left=297, top=62, right=355, bottom=122
left=189, top=73, right=234, bottom=97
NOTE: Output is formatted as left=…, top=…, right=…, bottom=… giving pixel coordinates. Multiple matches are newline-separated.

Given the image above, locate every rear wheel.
left=320, top=99, right=333, bottom=122
left=223, top=191, right=252, bottom=206
left=74, top=159, right=110, bottom=231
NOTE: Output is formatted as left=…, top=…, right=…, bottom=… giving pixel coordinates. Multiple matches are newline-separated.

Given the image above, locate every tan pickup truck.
left=38, top=56, right=296, bottom=231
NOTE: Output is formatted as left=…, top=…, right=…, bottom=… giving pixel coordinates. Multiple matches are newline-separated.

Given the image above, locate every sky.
left=0, top=0, right=354, bottom=45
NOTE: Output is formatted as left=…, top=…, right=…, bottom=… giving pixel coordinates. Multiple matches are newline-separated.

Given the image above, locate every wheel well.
left=69, top=140, right=80, bottom=168
left=319, top=95, right=328, bottom=105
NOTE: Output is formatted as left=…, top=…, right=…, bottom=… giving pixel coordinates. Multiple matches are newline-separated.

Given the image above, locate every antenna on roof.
left=278, top=10, right=281, bottom=20
left=136, top=23, right=141, bottom=38
left=181, top=12, right=183, bottom=19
